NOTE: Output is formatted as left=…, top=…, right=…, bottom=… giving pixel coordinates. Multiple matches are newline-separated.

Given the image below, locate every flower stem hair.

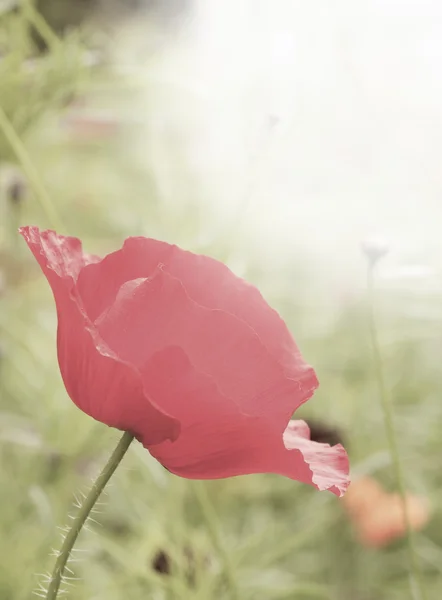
left=45, top=432, right=134, bottom=600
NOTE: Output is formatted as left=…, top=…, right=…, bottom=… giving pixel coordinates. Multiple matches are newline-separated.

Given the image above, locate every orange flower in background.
left=342, top=477, right=385, bottom=519
left=357, top=493, right=430, bottom=548
left=342, top=476, right=430, bottom=548
left=61, top=109, right=119, bottom=142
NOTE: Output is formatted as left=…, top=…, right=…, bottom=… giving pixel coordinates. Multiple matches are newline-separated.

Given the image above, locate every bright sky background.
left=121, top=0, right=442, bottom=282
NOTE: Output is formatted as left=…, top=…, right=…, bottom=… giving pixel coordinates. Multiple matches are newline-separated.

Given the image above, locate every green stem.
left=45, top=431, right=134, bottom=600
left=0, top=103, right=64, bottom=231
left=191, top=482, right=239, bottom=600
left=367, top=265, right=426, bottom=600
left=22, top=0, right=61, bottom=51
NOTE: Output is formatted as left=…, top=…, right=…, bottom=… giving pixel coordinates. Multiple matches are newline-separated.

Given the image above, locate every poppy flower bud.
left=20, top=226, right=349, bottom=496
left=361, top=234, right=389, bottom=266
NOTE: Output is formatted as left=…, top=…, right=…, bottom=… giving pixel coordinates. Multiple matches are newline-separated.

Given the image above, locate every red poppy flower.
left=20, top=226, right=349, bottom=496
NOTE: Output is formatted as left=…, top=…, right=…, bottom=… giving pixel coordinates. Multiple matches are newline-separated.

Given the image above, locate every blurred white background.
left=114, top=0, right=442, bottom=286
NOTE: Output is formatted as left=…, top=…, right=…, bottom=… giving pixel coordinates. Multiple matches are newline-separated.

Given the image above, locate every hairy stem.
left=45, top=432, right=134, bottom=600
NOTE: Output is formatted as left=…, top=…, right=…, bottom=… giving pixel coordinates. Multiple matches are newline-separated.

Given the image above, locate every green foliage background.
left=1, top=3, right=441, bottom=599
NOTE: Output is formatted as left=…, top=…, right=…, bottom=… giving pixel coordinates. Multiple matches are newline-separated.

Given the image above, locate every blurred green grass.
left=1, top=5, right=442, bottom=600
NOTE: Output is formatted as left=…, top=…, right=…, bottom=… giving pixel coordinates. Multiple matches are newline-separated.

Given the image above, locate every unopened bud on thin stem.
left=362, top=234, right=389, bottom=266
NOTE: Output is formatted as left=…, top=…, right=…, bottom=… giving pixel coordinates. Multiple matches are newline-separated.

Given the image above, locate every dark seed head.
left=3, top=169, right=27, bottom=206
left=152, top=550, right=171, bottom=575
left=307, top=420, right=346, bottom=447
left=8, top=178, right=26, bottom=205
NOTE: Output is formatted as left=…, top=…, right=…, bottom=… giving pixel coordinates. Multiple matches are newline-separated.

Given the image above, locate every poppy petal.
left=94, top=266, right=316, bottom=431
left=76, top=237, right=316, bottom=382
left=282, top=421, right=349, bottom=496
left=21, top=227, right=349, bottom=494
left=77, top=237, right=175, bottom=321
left=142, top=346, right=349, bottom=496
left=19, top=226, right=179, bottom=445
left=21, top=226, right=99, bottom=279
